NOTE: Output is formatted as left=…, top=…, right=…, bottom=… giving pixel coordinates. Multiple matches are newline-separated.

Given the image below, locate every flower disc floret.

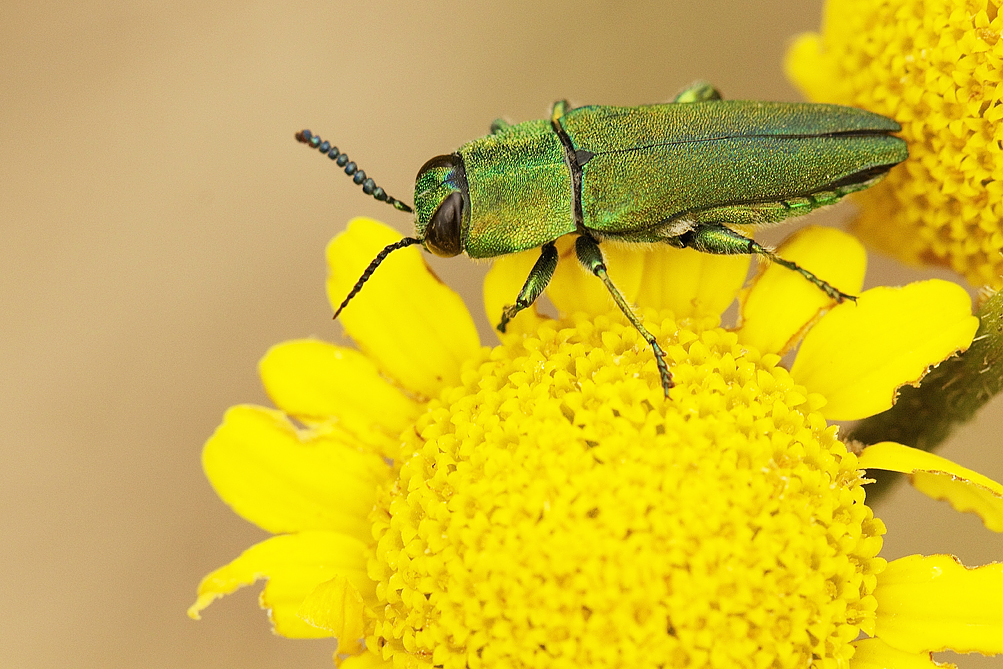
left=191, top=219, right=1000, bottom=669
left=786, top=0, right=1003, bottom=287
left=368, top=311, right=884, bottom=669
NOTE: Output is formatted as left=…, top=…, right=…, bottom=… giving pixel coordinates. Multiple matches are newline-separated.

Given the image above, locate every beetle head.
left=414, top=154, right=470, bottom=257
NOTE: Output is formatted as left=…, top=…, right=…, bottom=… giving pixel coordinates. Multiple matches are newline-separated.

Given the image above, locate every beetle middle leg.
left=575, top=235, right=673, bottom=398
left=497, top=242, right=559, bottom=333
left=550, top=100, right=572, bottom=122
left=676, top=223, right=856, bottom=303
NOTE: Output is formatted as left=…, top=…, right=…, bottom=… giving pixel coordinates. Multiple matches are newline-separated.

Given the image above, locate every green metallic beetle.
left=296, top=81, right=908, bottom=398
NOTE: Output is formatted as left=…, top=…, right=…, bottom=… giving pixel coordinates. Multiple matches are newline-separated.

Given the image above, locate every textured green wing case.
left=559, top=101, right=907, bottom=234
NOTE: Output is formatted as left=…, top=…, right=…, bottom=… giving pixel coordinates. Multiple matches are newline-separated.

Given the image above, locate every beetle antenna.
left=333, top=236, right=422, bottom=319
left=296, top=129, right=414, bottom=214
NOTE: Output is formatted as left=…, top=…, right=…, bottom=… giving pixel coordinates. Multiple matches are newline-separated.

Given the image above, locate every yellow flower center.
left=786, top=1, right=1003, bottom=287
left=368, top=311, right=885, bottom=669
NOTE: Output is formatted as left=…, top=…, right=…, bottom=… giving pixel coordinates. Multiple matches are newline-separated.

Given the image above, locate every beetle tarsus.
left=497, top=303, right=523, bottom=333
left=496, top=242, right=559, bottom=333
left=306, top=93, right=906, bottom=406
left=650, top=341, right=674, bottom=395
left=786, top=264, right=857, bottom=304
left=829, top=287, right=858, bottom=304
left=575, top=235, right=674, bottom=398
left=678, top=223, right=857, bottom=306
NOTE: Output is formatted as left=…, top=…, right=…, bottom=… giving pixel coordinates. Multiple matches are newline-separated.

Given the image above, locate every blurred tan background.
left=3, top=1, right=1002, bottom=667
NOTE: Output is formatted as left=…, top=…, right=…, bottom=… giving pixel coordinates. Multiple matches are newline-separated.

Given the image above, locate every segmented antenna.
left=296, top=129, right=414, bottom=214
left=332, top=237, right=422, bottom=319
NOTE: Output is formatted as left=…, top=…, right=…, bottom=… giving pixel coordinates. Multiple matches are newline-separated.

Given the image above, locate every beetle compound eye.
left=425, top=191, right=464, bottom=257
left=418, top=154, right=461, bottom=175
left=302, top=93, right=907, bottom=402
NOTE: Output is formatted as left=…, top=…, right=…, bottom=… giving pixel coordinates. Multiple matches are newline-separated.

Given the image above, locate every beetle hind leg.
left=677, top=223, right=856, bottom=303
left=672, top=81, right=723, bottom=103
left=575, top=235, right=674, bottom=398
left=497, top=242, right=559, bottom=333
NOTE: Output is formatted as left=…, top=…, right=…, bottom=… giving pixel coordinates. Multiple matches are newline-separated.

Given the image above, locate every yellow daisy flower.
left=189, top=218, right=1003, bottom=669
left=786, top=0, right=1003, bottom=287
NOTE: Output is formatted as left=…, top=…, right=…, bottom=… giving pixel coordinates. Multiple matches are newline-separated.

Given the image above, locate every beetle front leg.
left=497, top=242, right=559, bottom=333
left=575, top=235, right=673, bottom=398
left=677, top=223, right=856, bottom=303
left=490, top=118, right=511, bottom=134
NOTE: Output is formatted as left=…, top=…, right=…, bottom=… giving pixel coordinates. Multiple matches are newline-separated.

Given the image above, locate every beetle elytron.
left=297, top=81, right=908, bottom=398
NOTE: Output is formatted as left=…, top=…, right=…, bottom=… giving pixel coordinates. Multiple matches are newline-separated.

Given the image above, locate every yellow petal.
left=546, top=235, right=644, bottom=316
left=203, top=405, right=390, bottom=537
left=188, top=531, right=373, bottom=639
left=739, top=226, right=866, bottom=355
left=634, top=245, right=748, bottom=319
left=260, top=339, right=420, bottom=452
left=850, top=638, right=953, bottom=669
left=874, top=554, right=1003, bottom=655
left=298, top=574, right=366, bottom=654
left=784, top=33, right=841, bottom=104
left=791, top=280, right=978, bottom=421
left=858, top=442, right=1003, bottom=532
left=326, top=217, right=481, bottom=399
left=483, top=248, right=550, bottom=340
left=339, top=650, right=393, bottom=669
